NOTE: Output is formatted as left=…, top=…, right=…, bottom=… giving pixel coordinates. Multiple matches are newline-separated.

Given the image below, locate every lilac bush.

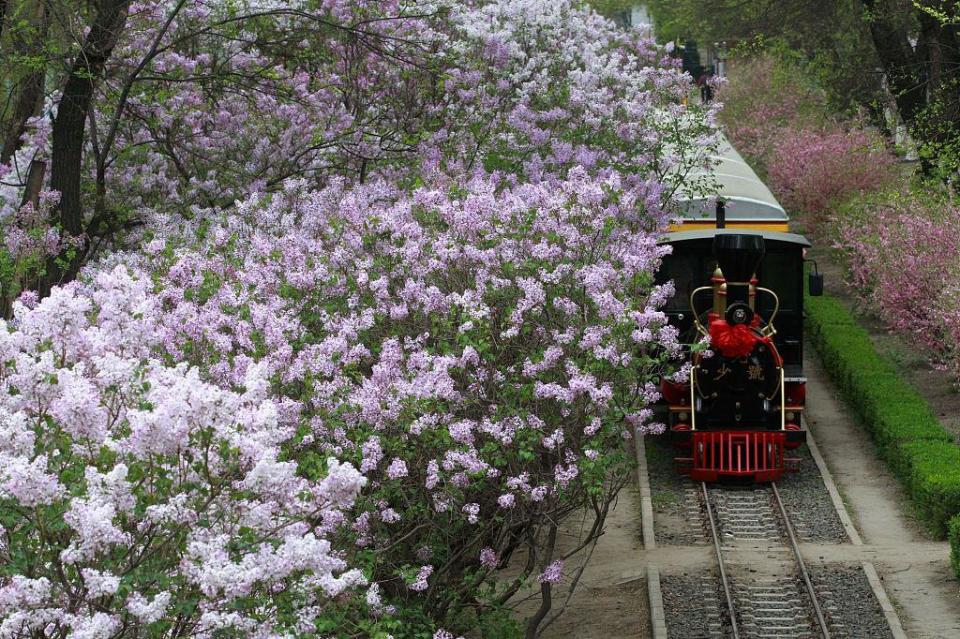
left=2, top=0, right=713, bottom=298
left=0, top=191, right=81, bottom=317
left=0, top=168, right=684, bottom=635
left=0, top=0, right=717, bottom=636
left=0, top=267, right=368, bottom=636
left=100, top=0, right=449, bottom=211
left=1, top=0, right=452, bottom=294
left=134, top=165, right=681, bottom=634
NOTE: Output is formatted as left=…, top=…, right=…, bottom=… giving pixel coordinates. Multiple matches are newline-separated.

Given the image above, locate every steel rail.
left=701, top=482, right=740, bottom=639
left=772, top=481, right=832, bottom=639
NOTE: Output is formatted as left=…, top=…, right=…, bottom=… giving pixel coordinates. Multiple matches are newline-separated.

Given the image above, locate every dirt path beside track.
left=534, top=485, right=651, bottom=639
left=804, top=350, right=960, bottom=638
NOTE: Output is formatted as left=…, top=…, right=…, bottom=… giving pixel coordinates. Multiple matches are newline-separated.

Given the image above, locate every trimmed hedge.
left=950, top=515, right=960, bottom=579
left=898, top=441, right=960, bottom=536
left=805, top=292, right=958, bottom=537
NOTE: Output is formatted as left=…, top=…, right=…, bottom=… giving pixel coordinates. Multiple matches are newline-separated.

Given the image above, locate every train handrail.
left=780, top=367, right=785, bottom=430
left=690, top=365, right=697, bottom=431
left=689, top=285, right=713, bottom=337
left=755, top=286, right=780, bottom=336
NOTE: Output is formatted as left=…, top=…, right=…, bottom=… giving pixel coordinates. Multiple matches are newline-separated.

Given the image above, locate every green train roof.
left=675, top=137, right=789, bottom=223
left=658, top=228, right=811, bottom=247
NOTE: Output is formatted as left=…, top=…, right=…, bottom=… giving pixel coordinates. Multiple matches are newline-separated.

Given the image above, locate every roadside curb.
left=636, top=435, right=656, bottom=550
left=807, top=419, right=909, bottom=637
left=636, top=435, right=666, bottom=638
left=805, top=424, right=863, bottom=545
left=646, top=563, right=668, bottom=639
left=862, top=561, right=909, bottom=639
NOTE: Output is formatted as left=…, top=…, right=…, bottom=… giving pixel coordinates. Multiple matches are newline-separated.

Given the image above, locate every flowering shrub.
left=767, top=126, right=896, bottom=226
left=832, top=188, right=960, bottom=377
left=0, top=192, right=82, bottom=316
left=718, top=53, right=897, bottom=233
left=0, top=168, right=681, bottom=636
left=102, top=1, right=450, bottom=212
left=0, top=0, right=715, bottom=636
left=0, top=268, right=368, bottom=636
left=717, top=55, right=831, bottom=168
left=1, top=0, right=714, bottom=294
left=140, top=163, right=680, bottom=634
left=1, top=0, right=455, bottom=292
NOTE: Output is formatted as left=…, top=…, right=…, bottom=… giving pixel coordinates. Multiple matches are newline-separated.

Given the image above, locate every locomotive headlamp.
left=786, top=411, right=796, bottom=422
left=806, top=258, right=824, bottom=297
left=725, top=302, right=754, bottom=326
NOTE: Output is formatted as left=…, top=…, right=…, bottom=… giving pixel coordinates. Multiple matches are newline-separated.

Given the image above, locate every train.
left=656, top=138, right=824, bottom=482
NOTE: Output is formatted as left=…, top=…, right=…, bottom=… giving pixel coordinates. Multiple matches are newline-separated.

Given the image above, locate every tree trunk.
left=918, top=14, right=960, bottom=133
left=526, top=523, right=559, bottom=639
left=860, top=0, right=927, bottom=126
left=19, top=159, right=46, bottom=208
left=0, top=0, right=8, bottom=42
left=42, top=0, right=130, bottom=294
left=0, top=0, right=49, bottom=167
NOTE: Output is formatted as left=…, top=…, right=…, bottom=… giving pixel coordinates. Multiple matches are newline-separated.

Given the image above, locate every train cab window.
left=758, top=252, right=798, bottom=314
left=658, top=252, right=707, bottom=311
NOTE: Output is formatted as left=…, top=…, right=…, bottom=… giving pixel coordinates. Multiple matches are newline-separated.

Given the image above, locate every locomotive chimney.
left=716, top=199, right=726, bottom=229
left=713, top=234, right=765, bottom=308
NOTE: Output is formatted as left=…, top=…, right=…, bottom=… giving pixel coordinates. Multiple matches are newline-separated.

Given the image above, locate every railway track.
left=701, top=482, right=832, bottom=639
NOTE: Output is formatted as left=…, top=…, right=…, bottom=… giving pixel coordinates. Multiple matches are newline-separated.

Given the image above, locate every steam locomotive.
left=656, top=140, right=823, bottom=482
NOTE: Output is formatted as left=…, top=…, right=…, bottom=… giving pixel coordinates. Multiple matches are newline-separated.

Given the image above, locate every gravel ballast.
left=645, top=435, right=708, bottom=546
left=661, top=572, right=723, bottom=638
left=776, top=443, right=849, bottom=543
left=813, top=564, right=895, bottom=639
left=646, top=436, right=848, bottom=545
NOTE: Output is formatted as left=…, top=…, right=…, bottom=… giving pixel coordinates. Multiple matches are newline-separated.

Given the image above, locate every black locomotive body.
left=657, top=229, right=816, bottom=481
left=657, top=139, right=821, bottom=482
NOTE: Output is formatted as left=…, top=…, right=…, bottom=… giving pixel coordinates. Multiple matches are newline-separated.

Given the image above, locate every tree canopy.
left=649, top=0, right=960, bottom=176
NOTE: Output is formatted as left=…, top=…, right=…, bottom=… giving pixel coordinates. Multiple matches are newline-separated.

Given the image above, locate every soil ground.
left=540, top=485, right=650, bottom=638
left=509, top=484, right=650, bottom=639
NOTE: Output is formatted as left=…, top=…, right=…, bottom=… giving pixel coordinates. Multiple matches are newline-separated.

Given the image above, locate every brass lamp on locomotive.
left=656, top=140, right=823, bottom=482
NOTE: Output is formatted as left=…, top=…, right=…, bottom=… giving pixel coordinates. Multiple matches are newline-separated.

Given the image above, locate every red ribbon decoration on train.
left=707, top=316, right=781, bottom=366
left=708, top=320, right=759, bottom=359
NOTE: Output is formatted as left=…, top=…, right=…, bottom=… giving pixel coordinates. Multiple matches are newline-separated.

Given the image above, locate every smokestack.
left=716, top=199, right=726, bottom=229
left=713, top=233, right=765, bottom=306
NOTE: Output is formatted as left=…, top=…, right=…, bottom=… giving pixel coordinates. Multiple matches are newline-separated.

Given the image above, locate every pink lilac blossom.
left=409, top=565, right=434, bottom=592
left=479, top=547, right=498, bottom=568
left=126, top=591, right=172, bottom=624
left=462, top=502, right=480, bottom=524
left=537, top=560, right=564, bottom=584
left=386, top=458, right=409, bottom=479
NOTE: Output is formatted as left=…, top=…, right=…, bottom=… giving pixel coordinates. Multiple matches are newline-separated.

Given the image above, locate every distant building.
left=611, top=3, right=654, bottom=39
left=628, top=4, right=654, bottom=36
